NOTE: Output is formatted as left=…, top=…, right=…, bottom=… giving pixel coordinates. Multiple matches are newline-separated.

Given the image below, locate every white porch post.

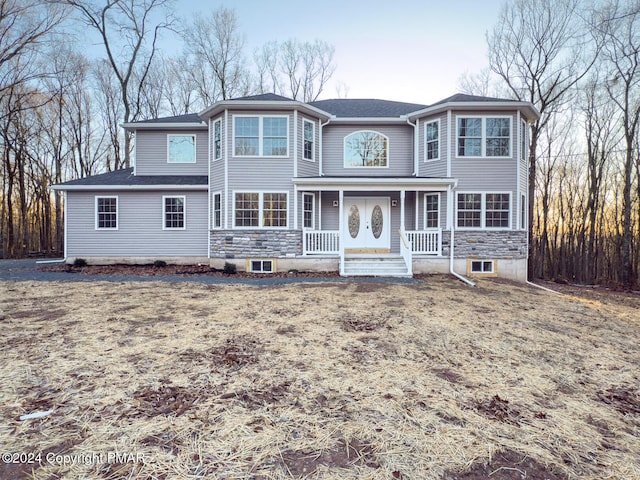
left=339, top=189, right=344, bottom=275
left=400, top=190, right=406, bottom=232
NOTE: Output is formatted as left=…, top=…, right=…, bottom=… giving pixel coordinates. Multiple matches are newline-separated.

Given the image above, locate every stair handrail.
left=398, top=228, right=413, bottom=276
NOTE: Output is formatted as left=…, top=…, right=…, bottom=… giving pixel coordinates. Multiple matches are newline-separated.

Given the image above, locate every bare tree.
left=60, top=0, right=175, bottom=169
left=182, top=6, right=247, bottom=103
left=254, top=39, right=335, bottom=102
left=487, top=0, right=599, bottom=279
left=593, top=0, right=640, bottom=287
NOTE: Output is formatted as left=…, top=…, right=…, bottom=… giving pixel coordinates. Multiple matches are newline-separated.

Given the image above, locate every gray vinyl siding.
left=225, top=111, right=294, bottom=229
left=320, top=192, right=339, bottom=230
left=135, top=129, right=208, bottom=175
left=417, top=114, right=448, bottom=177
left=297, top=116, right=320, bottom=177
left=322, top=124, right=414, bottom=176
left=66, top=190, right=208, bottom=257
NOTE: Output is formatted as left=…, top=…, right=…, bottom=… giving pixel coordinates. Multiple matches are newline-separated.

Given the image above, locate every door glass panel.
left=348, top=205, right=360, bottom=239
left=371, top=204, right=383, bottom=239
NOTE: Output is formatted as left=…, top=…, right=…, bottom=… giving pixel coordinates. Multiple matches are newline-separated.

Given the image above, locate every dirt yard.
left=1, top=275, right=639, bottom=479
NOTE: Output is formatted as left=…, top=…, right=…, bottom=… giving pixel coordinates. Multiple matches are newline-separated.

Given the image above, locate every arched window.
left=344, top=131, right=388, bottom=167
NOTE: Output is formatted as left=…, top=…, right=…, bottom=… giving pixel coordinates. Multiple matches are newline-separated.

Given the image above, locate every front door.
left=343, top=197, right=390, bottom=253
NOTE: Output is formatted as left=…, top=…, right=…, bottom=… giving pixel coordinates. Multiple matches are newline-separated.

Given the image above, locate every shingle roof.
left=309, top=98, right=428, bottom=118
left=431, top=93, right=520, bottom=106
left=231, top=93, right=294, bottom=102
left=55, top=168, right=208, bottom=188
left=132, top=113, right=204, bottom=124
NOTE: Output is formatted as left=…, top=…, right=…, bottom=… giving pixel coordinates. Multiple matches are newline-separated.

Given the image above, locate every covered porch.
left=293, top=177, right=456, bottom=276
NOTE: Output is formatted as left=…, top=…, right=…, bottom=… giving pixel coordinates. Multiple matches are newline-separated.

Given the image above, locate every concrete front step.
left=342, top=256, right=411, bottom=277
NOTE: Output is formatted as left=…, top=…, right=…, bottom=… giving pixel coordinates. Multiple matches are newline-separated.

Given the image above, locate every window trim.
left=455, top=191, right=512, bottom=230
left=213, top=118, right=222, bottom=161
left=424, top=119, right=440, bottom=162
left=232, top=114, right=289, bottom=158
left=343, top=130, right=390, bottom=169
left=249, top=258, right=275, bottom=273
left=302, top=118, right=315, bottom=162
left=95, top=195, right=118, bottom=230
left=213, top=192, right=222, bottom=229
left=424, top=193, right=440, bottom=229
left=302, top=192, right=315, bottom=229
left=520, top=119, right=527, bottom=162
left=167, top=134, right=197, bottom=163
left=233, top=191, right=289, bottom=229
left=162, top=195, right=186, bottom=230
left=455, top=115, right=512, bottom=158
left=520, top=193, right=527, bottom=230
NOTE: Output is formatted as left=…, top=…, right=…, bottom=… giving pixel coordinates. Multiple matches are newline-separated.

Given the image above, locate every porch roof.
left=293, top=176, right=457, bottom=191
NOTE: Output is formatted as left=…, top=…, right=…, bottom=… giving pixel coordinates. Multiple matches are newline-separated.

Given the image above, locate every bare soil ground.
left=0, top=275, right=638, bottom=479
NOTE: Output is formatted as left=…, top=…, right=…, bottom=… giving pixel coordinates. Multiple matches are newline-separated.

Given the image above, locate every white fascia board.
left=51, top=184, right=208, bottom=191
left=200, top=100, right=331, bottom=121
left=407, top=102, right=540, bottom=122
left=292, top=177, right=457, bottom=191
left=121, top=122, right=207, bottom=132
left=329, top=117, right=408, bottom=124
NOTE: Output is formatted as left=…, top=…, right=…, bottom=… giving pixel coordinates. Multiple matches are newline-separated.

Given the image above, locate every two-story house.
left=53, top=93, right=539, bottom=280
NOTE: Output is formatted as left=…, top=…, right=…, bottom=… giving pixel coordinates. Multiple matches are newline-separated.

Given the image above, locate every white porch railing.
left=398, top=229, right=413, bottom=276
left=303, top=229, right=340, bottom=255
left=406, top=228, right=442, bottom=255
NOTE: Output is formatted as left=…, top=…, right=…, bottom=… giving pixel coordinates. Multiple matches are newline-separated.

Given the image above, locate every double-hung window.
left=425, top=120, right=440, bottom=161
left=96, top=196, right=118, bottom=230
left=163, top=196, right=185, bottom=230
left=424, top=194, right=440, bottom=228
left=303, top=119, right=314, bottom=161
left=303, top=193, right=314, bottom=229
left=457, top=117, right=511, bottom=157
left=234, top=192, right=288, bottom=228
left=168, top=135, right=196, bottom=163
left=213, top=193, right=222, bottom=228
left=457, top=193, right=511, bottom=229
left=213, top=119, right=222, bottom=160
left=234, top=116, right=288, bottom=157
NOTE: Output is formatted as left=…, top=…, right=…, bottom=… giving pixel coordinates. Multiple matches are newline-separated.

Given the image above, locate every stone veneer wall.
left=440, top=230, right=527, bottom=259
left=211, top=230, right=302, bottom=258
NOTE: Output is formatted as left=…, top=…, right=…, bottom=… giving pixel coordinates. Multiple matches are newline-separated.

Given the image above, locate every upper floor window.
left=303, top=119, right=314, bottom=161
left=521, top=120, right=527, bottom=161
left=425, top=120, right=440, bottom=161
left=344, top=130, right=388, bottom=168
left=234, top=116, right=288, bottom=157
left=168, top=135, right=196, bottom=163
left=457, top=116, right=511, bottom=158
left=214, top=119, right=222, bottom=160
left=95, top=196, right=118, bottom=230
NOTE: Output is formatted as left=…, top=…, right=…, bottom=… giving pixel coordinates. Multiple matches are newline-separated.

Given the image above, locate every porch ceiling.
left=293, top=176, right=457, bottom=191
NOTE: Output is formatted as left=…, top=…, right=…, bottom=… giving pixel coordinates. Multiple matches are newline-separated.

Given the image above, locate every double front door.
left=343, top=197, right=390, bottom=253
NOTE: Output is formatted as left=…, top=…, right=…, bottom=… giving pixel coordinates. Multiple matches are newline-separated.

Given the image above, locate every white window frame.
left=95, top=196, right=118, bottom=230
left=455, top=116, right=512, bottom=158
left=521, top=119, right=527, bottom=162
left=213, top=118, right=222, bottom=161
left=233, top=191, right=289, bottom=229
left=521, top=193, right=527, bottom=230
left=213, top=192, right=222, bottom=229
left=303, top=118, right=315, bottom=162
left=343, top=130, right=389, bottom=168
left=470, top=260, right=495, bottom=274
left=249, top=259, right=274, bottom=273
left=167, top=134, right=197, bottom=163
left=302, top=192, right=315, bottom=229
left=232, top=115, right=289, bottom=158
left=424, top=193, right=440, bottom=229
left=455, top=192, right=512, bottom=230
left=424, top=119, right=440, bottom=162
left=162, top=195, right=186, bottom=230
